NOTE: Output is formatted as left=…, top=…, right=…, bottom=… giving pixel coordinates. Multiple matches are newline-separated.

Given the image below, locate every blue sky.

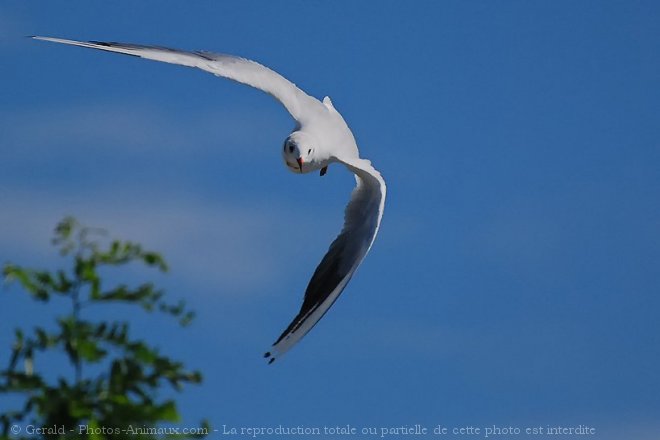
left=1, top=1, right=659, bottom=438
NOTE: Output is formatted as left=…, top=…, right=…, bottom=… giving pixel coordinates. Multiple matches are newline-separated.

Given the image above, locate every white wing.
left=265, top=158, right=386, bottom=364
left=31, top=36, right=323, bottom=123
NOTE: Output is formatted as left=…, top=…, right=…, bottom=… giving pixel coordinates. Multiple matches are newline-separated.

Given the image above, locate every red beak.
left=296, top=157, right=303, bottom=173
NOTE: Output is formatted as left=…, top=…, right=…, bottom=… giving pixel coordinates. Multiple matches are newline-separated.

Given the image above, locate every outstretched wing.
left=32, top=36, right=323, bottom=123
left=265, top=158, right=386, bottom=364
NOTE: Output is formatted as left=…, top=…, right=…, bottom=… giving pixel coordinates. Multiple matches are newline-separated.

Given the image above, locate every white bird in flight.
left=33, top=36, right=386, bottom=364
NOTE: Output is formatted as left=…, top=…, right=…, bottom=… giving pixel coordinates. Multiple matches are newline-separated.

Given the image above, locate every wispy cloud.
left=1, top=102, right=284, bottom=159
left=0, top=101, right=367, bottom=300
left=0, top=188, right=333, bottom=296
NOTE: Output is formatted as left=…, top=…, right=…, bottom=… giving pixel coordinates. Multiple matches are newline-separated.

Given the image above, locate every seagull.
left=32, top=36, right=386, bottom=364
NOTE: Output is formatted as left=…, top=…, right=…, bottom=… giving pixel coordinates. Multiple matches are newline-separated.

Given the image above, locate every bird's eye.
left=289, top=145, right=294, bottom=153
left=308, top=149, right=312, bottom=155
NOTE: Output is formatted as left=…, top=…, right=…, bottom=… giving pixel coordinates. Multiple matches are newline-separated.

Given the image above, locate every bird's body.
left=33, top=36, right=386, bottom=363
left=282, top=96, right=359, bottom=174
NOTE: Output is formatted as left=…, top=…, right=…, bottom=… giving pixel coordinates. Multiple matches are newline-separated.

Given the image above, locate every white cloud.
left=0, top=101, right=386, bottom=302
left=0, top=188, right=334, bottom=296
left=1, top=102, right=283, bottom=158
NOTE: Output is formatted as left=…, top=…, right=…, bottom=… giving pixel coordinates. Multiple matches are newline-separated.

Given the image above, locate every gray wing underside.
left=265, top=159, right=386, bottom=363
left=31, top=36, right=322, bottom=123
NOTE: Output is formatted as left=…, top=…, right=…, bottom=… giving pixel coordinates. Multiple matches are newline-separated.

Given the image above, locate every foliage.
left=1, top=217, right=208, bottom=439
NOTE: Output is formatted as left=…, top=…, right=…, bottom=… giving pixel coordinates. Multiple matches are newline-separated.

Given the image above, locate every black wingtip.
left=264, top=351, right=276, bottom=364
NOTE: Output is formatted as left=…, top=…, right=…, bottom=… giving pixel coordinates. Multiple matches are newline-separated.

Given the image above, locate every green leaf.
left=75, top=256, right=97, bottom=282
left=94, top=322, right=107, bottom=337
left=143, top=252, right=168, bottom=271
left=179, top=311, right=196, bottom=327
left=87, top=419, right=105, bottom=440
left=77, top=340, right=107, bottom=362
left=52, top=216, right=77, bottom=255
left=128, top=342, right=158, bottom=364
left=34, top=328, right=52, bottom=349
left=1, top=217, right=206, bottom=435
left=155, top=400, right=180, bottom=422
left=69, top=399, right=92, bottom=419
left=54, top=216, right=76, bottom=241
left=2, top=372, right=44, bottom=391
left=55, top=270, right=74, bottom=293
left=2, top=266, right=50, bottom=302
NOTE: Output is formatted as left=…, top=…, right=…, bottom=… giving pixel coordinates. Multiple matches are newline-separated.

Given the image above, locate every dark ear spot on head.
left=308, top=148, right=312, bottom=155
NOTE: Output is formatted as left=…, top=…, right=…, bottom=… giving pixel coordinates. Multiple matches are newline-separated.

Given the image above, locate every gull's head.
left=282, top=131, right=316, bottom=174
